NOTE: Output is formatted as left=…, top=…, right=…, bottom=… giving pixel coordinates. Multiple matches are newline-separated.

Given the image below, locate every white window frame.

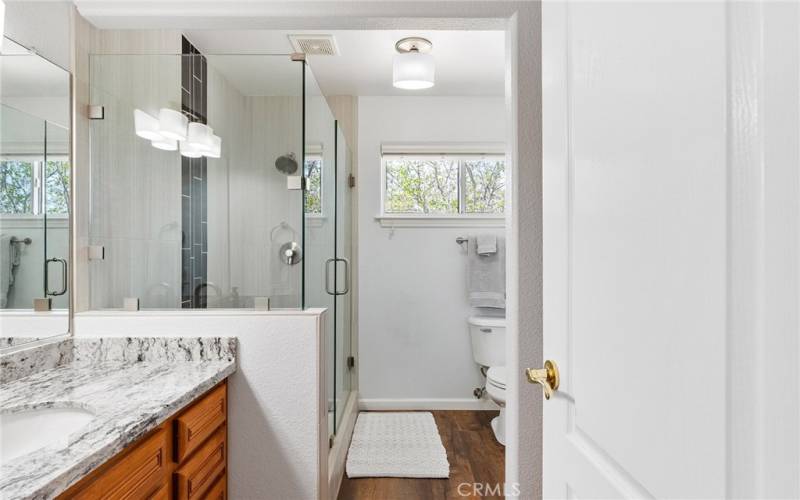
left=0, top=154, right=70, bottom=219
left=377, top=143, right=506, bottom=228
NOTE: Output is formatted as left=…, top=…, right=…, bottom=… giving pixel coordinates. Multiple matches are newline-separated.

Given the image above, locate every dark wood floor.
left=338, top=410, right=505, bottom=500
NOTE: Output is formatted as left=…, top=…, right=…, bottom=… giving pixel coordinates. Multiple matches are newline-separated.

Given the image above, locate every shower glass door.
left=303, top=65, right=337, bottom=439
left=303, top=67, right=354, bottom=439
left=334, top=123, right=353, bottom=432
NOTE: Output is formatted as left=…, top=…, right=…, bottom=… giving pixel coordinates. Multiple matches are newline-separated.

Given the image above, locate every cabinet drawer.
left=205, top=474, right=227, bottom=500
left=149, top=484, right=169, bottom=500
left=71, top=428, right=167, bottom=500
left=174, top=426, right=226, bottom=500
left=174, top=383, right=227, bottom=463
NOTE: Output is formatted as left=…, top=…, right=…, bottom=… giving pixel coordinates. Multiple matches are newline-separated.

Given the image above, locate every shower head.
left=275, top=153, right=298, bottom=175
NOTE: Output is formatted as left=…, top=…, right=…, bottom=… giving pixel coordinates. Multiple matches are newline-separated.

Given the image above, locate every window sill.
left=375, top=215, right=505, bottom=228
left=0, top=214, right=68, bottom=228
left=305, top=216, right=327, bottom=228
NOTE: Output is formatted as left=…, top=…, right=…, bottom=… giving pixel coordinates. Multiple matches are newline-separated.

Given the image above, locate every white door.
left=537, top=1, right=800, bottom=499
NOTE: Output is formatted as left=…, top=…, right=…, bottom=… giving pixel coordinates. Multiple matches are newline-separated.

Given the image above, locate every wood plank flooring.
left=338, top=411, right=505, bottom=500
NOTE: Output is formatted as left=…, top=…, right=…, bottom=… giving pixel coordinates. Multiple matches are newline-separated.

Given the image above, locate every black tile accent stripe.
left=181, top=36, right=208, bottom=308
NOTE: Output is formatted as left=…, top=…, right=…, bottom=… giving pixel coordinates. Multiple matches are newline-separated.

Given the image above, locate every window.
left=382, top=154, right=505, bottom=216
left=0, top=160, right=34, bottom=214
left=304, top=156, right=323, bottom=215
left=0, top=157, right=70, bottom=215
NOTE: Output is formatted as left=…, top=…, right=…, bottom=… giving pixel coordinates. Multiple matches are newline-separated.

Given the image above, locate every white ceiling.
left=184, top=30, right=505, bottom=97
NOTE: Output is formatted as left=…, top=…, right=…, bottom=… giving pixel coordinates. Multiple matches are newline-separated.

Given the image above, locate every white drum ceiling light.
left=392, top=37, right=435, bottom=90
left=134, top=108, right=221, bottom=158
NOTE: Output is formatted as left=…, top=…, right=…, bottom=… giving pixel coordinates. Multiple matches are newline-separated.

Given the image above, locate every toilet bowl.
left=485, top=366, right=507, bottom=445
left=467, top=316, right=506, bottom=445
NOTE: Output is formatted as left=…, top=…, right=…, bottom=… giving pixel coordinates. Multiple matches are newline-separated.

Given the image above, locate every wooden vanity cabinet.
left=59, top=380, right=228, bottom=500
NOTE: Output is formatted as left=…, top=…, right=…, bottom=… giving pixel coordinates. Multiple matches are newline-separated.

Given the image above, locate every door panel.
left=543, top=2, right=727, bottom=498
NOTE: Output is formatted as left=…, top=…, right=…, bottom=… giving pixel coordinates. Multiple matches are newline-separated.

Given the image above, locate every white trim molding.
left=374, top=214, right=504, bottom=228
left=359, top=398, right=499, bottom=411
left=381, top=142, right=506, bottom=156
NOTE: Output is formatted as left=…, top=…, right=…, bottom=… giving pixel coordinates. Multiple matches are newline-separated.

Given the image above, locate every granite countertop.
left=0, top=337, right=237, bottom=500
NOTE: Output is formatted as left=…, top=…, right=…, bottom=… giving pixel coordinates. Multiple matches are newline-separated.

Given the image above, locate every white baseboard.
left=358, top=398, right=499, bottom=411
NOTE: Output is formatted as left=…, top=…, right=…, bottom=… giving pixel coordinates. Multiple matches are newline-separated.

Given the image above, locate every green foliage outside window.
left=464, top=159, right=505, bottom=214
left=384, top=156, right=505, bottom=215
left=304, top=157, right=323, bottom=215
left=0, top=159, right=70, bottom=215
left=0, top=160, right=34, bottom=214
left=46, top=160, right=71, bottom=214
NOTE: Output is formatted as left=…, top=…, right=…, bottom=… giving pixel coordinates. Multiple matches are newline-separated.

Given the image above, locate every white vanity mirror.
left=0, top=37, right=72, bottom=348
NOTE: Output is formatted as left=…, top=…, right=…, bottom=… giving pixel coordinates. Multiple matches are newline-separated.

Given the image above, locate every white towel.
left=467, top=237, right=505, bottom=309
left=476, top=234, right=497, bottom=256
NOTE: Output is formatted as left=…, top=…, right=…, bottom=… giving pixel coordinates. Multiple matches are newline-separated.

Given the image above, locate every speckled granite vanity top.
left=0, top=337, right=237, bottom=500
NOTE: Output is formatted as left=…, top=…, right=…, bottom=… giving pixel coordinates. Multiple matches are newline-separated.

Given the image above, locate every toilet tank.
left=468, top=316, right=506, bottom=368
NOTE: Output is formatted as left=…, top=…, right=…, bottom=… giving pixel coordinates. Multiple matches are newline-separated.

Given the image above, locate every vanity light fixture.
left=151, top=138, right=178, bottom=151
left=157, top=108, right=188, bottom=141
left=206, top=135, right=222, bottom=159
left=179, top=139, right=203, bottom=158
left=134, top=108, right=222, bottom=158
left=393, top=37, right=435, bottom=90
left=186, top=122, right=215, bottom=154
left=133, top=109, right=163, bottom=141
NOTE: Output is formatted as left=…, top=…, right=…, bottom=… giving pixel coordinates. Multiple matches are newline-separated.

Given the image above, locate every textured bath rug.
left=346, top=412, right=450, bottom=478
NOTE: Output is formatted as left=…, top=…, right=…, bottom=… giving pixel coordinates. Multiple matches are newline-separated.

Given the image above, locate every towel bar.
left=456, top=237, right=468, bottom=245
left=10, top=237, right=32, bottom=245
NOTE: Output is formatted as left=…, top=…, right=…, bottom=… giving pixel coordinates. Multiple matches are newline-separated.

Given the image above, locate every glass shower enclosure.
left=88, top=48, right=354, bottom=437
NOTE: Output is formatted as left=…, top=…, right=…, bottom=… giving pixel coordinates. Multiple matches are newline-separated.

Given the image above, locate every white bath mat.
left=346, top=412, right=450, bottom=478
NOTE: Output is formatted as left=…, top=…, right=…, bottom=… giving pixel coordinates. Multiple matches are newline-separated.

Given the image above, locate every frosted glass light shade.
left=393, top=52, right=435, bottom=90
left=151, top=138, right=177, bottom=151
left=180, top=140, right=203, bottom=158
left=158, top=108, right=188, bottom=141
left=205, top=135, right=222, bottom=159
left=134, top=109, right=163, bottom=141
left=187, top=122, right=214, bottom=153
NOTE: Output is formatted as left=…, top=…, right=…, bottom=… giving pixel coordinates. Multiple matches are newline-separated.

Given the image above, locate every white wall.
left=357, top=96, right=505, bottom=408
left=74, top=309, right=329, bottom=500
left=4, top=1, right=72, bottom=71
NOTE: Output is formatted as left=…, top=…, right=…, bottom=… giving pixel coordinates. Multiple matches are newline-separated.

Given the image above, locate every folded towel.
left=467, top=237, right=505, bottom=309
left=476, top=234, right=497, bottom=256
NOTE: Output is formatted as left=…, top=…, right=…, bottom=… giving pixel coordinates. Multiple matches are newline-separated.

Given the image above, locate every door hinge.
left=88, top=105, right=105, bottom=120
left=329, top=435, right=334, bottom=449
left=347, top=355, right=355, bottom=370
left=348, top=174, right=356, bottom=188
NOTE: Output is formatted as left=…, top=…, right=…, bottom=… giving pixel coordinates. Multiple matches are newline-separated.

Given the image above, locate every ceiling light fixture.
left=393, top=37, right=435, bottom=90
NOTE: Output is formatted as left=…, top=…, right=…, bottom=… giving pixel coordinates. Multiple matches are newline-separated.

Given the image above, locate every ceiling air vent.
left=288, top=34, right=339, bottom=56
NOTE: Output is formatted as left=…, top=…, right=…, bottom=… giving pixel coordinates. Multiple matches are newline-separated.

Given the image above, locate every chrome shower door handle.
left=45, top=258, right=68, bottom=296
left=325, top=258, right=336, bottom=295
left=339, top=258, right=351, bottom=295
left=325, top=258, right=350, bottom=296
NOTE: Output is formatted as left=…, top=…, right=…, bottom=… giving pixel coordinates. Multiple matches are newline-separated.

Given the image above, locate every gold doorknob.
left=526, top=360, right=560, bottom=400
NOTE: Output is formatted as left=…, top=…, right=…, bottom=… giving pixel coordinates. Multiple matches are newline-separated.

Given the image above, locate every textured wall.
left=74, top=309, right=328, bottom=500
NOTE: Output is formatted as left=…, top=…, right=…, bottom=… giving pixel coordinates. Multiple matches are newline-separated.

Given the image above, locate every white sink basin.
left=0, top=407, right=95, bottom=464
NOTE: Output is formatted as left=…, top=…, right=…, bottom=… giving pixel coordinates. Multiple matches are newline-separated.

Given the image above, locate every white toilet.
left=467, top=316, right=507, bottom=445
